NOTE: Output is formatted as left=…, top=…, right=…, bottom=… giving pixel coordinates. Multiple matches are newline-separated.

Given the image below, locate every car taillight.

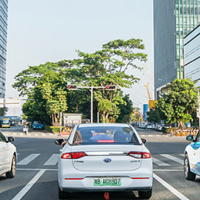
left=127, top=151, right=151, bottom=159
left=61, top=152, right=87, bottom=159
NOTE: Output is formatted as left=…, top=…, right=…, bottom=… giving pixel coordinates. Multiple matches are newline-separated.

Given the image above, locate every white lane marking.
left=179, top=154, right=184, bottom=157
left=152, top=157, right=170, bottom=166
left=42, top=134, right=45, bottom=136
left=20, top=133, right=23, bottom=136
left=156, top=135, right=161, bottom=137
left=35, top=134, right=38, bottom=136
left=12, top=170, right=45, bottom=200
left=49, top=133, right=54, bottom=136
left=17, top=168, right=57, bottom=171
left=153, top=173, right=189, bottom=200
left=13, top=133, right=16, bottom=136
left=17, top=154, right=40, bottom=165
left=154, top=169, right=183, bottom=171
left=160, top=154, right=183, bottom=164
left=148, top=135, right=153, bottom=137
left=44, top=154, right=60, bottom=165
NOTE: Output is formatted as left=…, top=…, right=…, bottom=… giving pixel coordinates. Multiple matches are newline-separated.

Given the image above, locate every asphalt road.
left=0, top=126, right=200, bottom=200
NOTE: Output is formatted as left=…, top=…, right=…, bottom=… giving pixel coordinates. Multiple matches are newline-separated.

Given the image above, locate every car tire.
left=6, top=155, right=16, bottom=178
left=58, top=186, right=70, bottom=199
left=184, top=154, right=196, bottom=181
left=138, top=188, right=152, bottom=199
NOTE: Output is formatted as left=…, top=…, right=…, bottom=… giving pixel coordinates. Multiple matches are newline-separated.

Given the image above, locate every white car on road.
left=184, top=131, right=200, bottom=181
left=0, top=130, right=17, bottom=178
left=55, top=123, right=153, bottom=199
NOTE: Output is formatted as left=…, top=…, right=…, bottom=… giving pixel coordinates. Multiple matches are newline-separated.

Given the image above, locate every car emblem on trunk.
left=104, top=158, right=111, bottom=163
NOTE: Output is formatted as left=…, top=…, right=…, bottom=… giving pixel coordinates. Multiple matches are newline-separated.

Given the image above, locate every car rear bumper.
left=59, top=176, right=152, bottom=192
left=58, top=163, right=153, bottom=192
left=61, top=186, right=152, bottom=193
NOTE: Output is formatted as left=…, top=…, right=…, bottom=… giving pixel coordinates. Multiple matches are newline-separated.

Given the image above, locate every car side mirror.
left=141, top=138, right=146, bottom=144
left=7, top=136, right=14, bottom=143
left=186, top=135, right=193, bottom=142
left=54, top=139, right=65, bottom=145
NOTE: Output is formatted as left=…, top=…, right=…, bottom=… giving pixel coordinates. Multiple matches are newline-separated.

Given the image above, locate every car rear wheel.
left=6, top=155, right=16, bottom=178
left=184, top=154, right=196, bottom=181
left=58, top=186, right=70, bottom=199
left=138, top=188, right=152, bottom=199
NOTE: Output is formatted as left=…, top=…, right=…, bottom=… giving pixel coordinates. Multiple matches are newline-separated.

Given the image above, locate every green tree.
left=12, top=62, right=65, bottom=96
left=61, top=38, right=147, bottom=121
left=14, top=38, right=147, bottom=122
left=157, top=79, right=198, bottom=128
left=22, top=71, right=67, bottom=126
left=131, top=107, right=141, bottom=122
left=0, top=107, right=8, bottom=116
left=147, top=107, right=161, bottom=123
left=116, top=94, right=133, bottom=123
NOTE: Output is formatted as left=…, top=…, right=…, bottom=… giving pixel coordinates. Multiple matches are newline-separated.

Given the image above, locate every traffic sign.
left=148, top=100, right=157, bottom=109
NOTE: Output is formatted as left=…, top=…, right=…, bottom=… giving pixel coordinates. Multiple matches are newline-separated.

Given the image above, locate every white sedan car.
left=0, top=130, right=17, bottom=178
left=184, top=132, right=200, bottom=181
left=55, top=123, right=153, bottom=199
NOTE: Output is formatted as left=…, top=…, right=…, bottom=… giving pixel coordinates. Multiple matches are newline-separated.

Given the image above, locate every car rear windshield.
left=72, top=126, right=139, bottom=145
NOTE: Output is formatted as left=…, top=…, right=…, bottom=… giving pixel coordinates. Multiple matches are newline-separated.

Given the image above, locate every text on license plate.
left=94, top=178, right=121, bottom=186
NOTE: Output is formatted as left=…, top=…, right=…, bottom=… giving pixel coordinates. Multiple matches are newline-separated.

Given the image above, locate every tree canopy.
left=147, top=79, right=198, bottom=128
left=13, top=38, right=147, bottom=124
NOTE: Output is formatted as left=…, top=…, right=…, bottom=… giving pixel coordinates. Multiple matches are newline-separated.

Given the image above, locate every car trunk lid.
left=70, top=145, right=143, bottom=171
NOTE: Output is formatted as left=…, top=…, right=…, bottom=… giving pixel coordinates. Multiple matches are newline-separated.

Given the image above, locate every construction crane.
left=144, top=82, right=153, bottom=100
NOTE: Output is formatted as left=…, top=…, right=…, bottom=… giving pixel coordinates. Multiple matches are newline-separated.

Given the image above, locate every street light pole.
left=91, top=87, right=93, bottom=123
left=68, top=85, right=117, bottom=123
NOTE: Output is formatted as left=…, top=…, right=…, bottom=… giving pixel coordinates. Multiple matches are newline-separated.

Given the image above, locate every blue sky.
left=6, top=0, right=153, bottom=115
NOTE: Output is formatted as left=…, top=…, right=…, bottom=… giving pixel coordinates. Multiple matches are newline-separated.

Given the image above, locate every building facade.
left=0, top=0, right=8, bottom=98
left=154, top=0, right=200, bottom=99
left=184, top=24, right=200, bottom=86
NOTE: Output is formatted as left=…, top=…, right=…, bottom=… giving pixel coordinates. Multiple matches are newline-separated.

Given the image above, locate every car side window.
left=0, top=131, right=6, bottom=142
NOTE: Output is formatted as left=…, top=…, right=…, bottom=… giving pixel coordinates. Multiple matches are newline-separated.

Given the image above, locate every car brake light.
left=98, top=140, right=114, bottom=143
left=61, top=152, right=87, bottom=159
left=127, top=151, right=151, bottom=159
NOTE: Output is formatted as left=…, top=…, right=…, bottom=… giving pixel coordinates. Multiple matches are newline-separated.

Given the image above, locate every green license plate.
left=94, top=178, right=121, bottom=186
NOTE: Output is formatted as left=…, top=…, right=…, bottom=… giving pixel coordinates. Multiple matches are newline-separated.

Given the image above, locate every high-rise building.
left=184, top=24, right=200, bottom=85
left=0, top=0, right=8, bottom=98
left=154, top=0, right=200, bottom=99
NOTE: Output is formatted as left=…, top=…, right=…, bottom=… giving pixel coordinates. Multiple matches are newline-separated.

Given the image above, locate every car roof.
left=78, top=123, right=131, bottom=128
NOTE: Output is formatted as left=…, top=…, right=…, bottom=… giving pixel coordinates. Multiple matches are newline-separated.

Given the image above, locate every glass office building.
left=184, top=24, right=200, bottom=86
left=0, top=0, right=8, bottom=98
left=154, top=0, right=200, bottom=99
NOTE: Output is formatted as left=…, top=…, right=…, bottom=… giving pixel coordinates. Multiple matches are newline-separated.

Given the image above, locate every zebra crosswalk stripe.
left=17, top=154, right=40, bottom=165
left=160, top=154, right=183, bottom=165
left=44, top=154, right=60, bottom=165
left=152, top=157, right=170, bottom=166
